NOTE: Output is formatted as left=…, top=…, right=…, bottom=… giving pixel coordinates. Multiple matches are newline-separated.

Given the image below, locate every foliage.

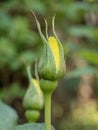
left=0, top=100, right=18, bottom=130
left=14, top=123, right=54, bottom=130
left=0, top=83, right=25, bottom=102
left=0, top=0, right=97, bottom=65
left=0, top=0, right=98, bottom=76
left=0, top=0, right=98, bottom=130
left=0, top=100, right=54, bottom=130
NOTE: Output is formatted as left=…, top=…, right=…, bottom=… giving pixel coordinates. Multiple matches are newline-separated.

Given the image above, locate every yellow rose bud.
left=23, top=78, right=43, bottom=110
left=23, top=66, right=44, bottom=122
left=33, top=13, right=66, bottom=80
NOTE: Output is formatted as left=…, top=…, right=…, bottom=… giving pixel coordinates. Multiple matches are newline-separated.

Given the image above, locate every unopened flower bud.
left=23, top=78, right=43, bottom=110
left=33, top=13, right=66, bottom=80
left=38, top=36, right=65, bottom=80
left=23, top=66, right=44, bottom=122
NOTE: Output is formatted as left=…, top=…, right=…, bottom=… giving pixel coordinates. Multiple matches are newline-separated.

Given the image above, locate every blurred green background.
left=0, top=0, right=98, bottom=130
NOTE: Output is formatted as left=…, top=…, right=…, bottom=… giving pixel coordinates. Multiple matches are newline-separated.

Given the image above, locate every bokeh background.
left=0, top=0, right=98, bottom=130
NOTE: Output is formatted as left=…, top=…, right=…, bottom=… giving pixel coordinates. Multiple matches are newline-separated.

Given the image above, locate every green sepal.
left=32, top=12, right=48, bottom=46
left=38, top=40, right=66, bottom=80
left=52, top=15, right=66, bottom=78
left=38, top=44, right=57, bottom=80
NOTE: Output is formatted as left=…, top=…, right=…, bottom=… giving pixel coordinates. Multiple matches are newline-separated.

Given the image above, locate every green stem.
left=44, top=93, right=52, bottom=130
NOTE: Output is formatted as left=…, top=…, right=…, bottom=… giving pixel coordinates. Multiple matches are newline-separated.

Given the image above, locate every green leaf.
left=0, top=83, right=25, bottom=102
left=14, top=123, right=55, bottom=130
left=79, top=50, right=98, bottom=65
left=66, top=66, right=97, bottom=78
left=0, top=100, right=18, bottom=130
left=0, top=12, right=11, bottom=32
left=0, top=38, right=16, bottom=58
left=0, top=102, right=55, bottom=130
left=19, top=51, right=36, bottom=65
left=68, top=26, right=93, bottom=39
left=9, top=17, right=38, bottom=44
left=68, top=26, right=98, bottom=42
left=24, top=0, right=46, bottom=13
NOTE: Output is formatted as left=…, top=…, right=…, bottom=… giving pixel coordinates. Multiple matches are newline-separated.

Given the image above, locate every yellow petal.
left=48, top=36, right=60, bottom=73
left=32, top=79, right=42, bottom=96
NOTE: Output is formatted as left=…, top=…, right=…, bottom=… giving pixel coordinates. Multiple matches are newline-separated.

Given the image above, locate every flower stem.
left=44, top=93, right=52, bottom=130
